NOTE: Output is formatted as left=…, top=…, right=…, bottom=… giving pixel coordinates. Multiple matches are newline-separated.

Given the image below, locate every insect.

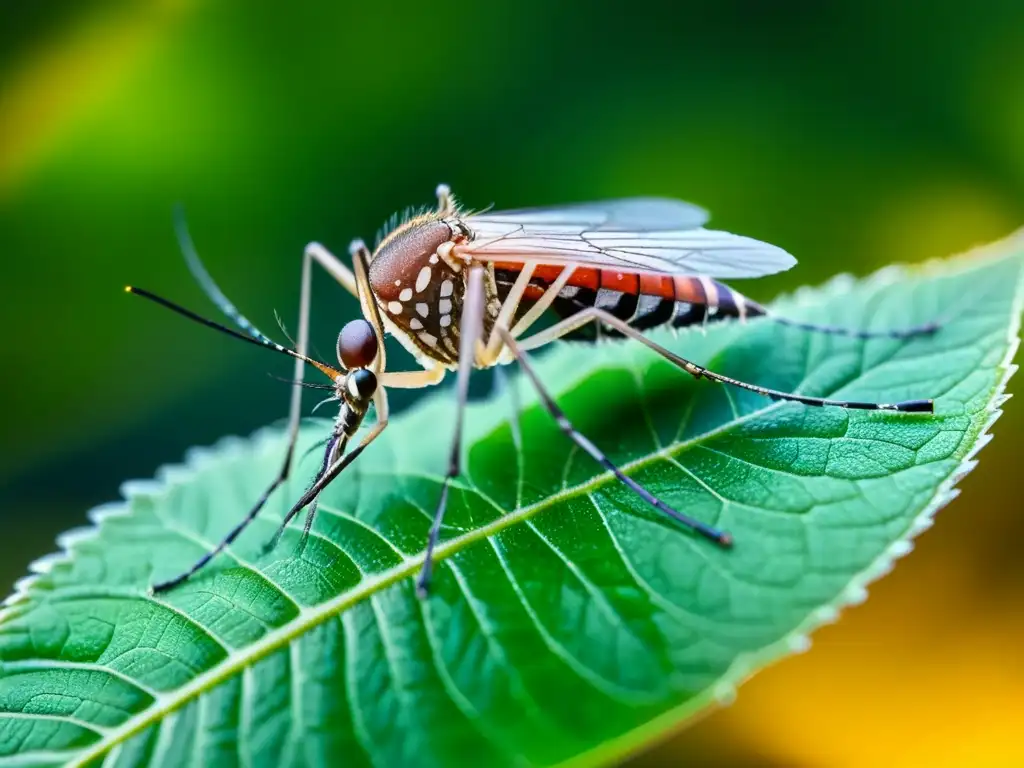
left=128, top=184, right=938, bottom=597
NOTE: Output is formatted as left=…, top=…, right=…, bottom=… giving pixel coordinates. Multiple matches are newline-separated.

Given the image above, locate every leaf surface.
left=2, top=236, right=1022, bottom=767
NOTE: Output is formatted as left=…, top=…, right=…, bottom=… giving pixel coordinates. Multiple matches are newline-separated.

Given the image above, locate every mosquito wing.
left=456, top=198, right=796, bottom=279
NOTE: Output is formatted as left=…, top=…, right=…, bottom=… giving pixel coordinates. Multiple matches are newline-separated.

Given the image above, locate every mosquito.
left=127, top=184, right=938, bottom=598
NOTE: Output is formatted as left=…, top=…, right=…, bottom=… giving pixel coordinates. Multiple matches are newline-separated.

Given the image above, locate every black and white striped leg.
left=257, top=433, right=346, bottom=558
left=152, top=231, right=318, bottom=592
left=496, top=327, right=733, bottom=546
left=519, top=308, right=934, bottom=413
left=417, top=266, right=487, bottom=598
left=264, top=419, right=389, bottom=558
left=153, top=221, right=366, bottom=592
left=152, top=469, right=291, bottom=593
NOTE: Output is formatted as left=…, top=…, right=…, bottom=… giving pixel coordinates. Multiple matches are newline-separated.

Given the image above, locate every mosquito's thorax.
left=368, top=212, right=490, bottom=368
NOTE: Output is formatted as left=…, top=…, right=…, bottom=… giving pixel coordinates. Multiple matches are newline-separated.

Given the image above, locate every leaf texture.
left=1, top=235, right=1022, bottom=767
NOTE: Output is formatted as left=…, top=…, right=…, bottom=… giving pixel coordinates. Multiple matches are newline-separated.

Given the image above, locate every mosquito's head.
left=337, top=319, right=379, bottom=407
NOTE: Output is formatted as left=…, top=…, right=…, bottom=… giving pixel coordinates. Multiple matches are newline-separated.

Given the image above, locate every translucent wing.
left=457, top=198, right=796, bottom=279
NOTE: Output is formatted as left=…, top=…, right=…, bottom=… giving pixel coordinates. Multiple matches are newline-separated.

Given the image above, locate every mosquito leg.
left=154, top=257, right=316, bottom=593
left=379, top=367, right=446, bottom=389
left=518, top=307, right=933, bottom=413
left=151, top=481, right=278, bottom=592
left=484, top=262, right=536, bottom=360
left=258, top=433, right=346, bottom=557
left=348, top=240, right=389, bottom=375
left=476, top=262, right=578, bottom=368
left=509, top=264, right=578, bottom=339
left=496, top=327, right=732, bottom=546
left=417, top=265, right=487, bottom=598
left=267, top=387, right=389, bottom=551
left=305, top=241, right=359, bottom=297
left=153, top=240, right=359, bottom=592
left=261, top=241, right=375, bottom=549
left=262, top=414, right=390, bottom=556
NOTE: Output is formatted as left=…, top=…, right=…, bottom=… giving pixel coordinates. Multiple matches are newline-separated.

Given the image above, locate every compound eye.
left=337, top=319, right=378, bottom=369
left=347, top=368, right=378, bottom=400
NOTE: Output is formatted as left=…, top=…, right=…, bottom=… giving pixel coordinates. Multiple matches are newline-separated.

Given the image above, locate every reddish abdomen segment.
left=492, top=262, right=765, bottom=338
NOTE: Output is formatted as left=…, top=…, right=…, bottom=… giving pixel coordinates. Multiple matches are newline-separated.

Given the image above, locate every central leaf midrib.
left=68, top=388, right=795, bottom=766
left=68, top=256, right=984, bottom=766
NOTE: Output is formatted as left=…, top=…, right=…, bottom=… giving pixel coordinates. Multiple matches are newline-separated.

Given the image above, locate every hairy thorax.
left=369, top=214, right=496, bottom=368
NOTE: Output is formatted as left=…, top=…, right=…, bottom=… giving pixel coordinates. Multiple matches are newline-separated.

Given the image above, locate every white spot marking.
left=416, top=266, right=432, bottom=293
left=416, top=303, right=429, bottom=318
left=439, top=315, right=452, bottom=328
left=418, top=331, right=438, bottom=347
left=394, top=279, right=401, bottom=287
left=399, top=288, right=413, bottom=302
left=429, top=253, right=439, bottom=264
left=438, top=299, right=452, bottom=315
left=410, top=318, right=423, bottom=330
left=387, top=301, right=403, bottom=314
left=440, top=279, right=454, bottom=298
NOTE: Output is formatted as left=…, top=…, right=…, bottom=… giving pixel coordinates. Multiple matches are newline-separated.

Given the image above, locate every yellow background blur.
left=1, top=2, right=1022, bottom=766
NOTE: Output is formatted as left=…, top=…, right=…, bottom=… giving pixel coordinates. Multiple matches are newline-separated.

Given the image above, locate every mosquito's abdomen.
left=494, top=265, right=765, bottom=340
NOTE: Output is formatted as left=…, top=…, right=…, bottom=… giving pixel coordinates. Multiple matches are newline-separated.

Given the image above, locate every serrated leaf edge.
left=556, top=235, right=1024, bottom=768
left=2, top=232, right=1022, bottom=768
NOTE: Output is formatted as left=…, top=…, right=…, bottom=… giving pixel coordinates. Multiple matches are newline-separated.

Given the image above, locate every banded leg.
left=153, top=231, right=360, bottom=592
left=258, top=432, right=346, bottom=557
left=417, top=265, right=487, bottom=597
left=265, top=385, right=392, bottom=553
left=264, top=243, right=395, bottom=551
left=496, top=326, right=732, bottom=545
left=266, top=410, right=392, bottom=553
left=518, top=307, right=934, bottom=412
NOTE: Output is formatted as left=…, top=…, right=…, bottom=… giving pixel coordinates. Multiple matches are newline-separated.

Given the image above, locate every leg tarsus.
left=496, top=326, right=733, bottom=547
left=416, top=479, right=452, bottom=598
left=152, top=470, right=289, bottom=593
left=416, top=266, right=486, bottom=598
left=153, top=237, right=362, bottom=591
left=518, top=307, right=933, bottom=413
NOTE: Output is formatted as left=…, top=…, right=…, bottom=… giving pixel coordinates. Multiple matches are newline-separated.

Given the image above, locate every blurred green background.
left=2, top=1, right=1022, bottom=765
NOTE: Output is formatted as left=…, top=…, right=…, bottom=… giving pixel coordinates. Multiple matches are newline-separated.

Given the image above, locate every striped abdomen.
left=492, top=263, right=765, bottom=340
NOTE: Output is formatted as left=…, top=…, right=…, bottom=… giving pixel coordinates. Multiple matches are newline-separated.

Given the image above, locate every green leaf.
left=2, top=236, right=1022, bottom=768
